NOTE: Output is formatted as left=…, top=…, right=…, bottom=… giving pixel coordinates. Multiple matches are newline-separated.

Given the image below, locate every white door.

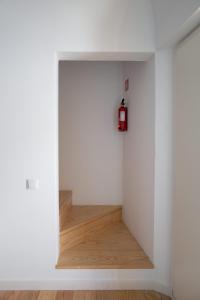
left=173, top=26, right=200, bottom=300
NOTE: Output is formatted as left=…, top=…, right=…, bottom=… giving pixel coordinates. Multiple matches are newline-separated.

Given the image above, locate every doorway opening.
left=57, top=54, right=155, bottom=269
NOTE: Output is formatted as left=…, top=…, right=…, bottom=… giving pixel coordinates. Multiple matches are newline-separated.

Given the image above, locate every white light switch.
left=26, top=179, right=40, bottom=190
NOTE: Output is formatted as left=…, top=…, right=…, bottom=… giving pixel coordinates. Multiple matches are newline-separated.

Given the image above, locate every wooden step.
left=57, top=222, right=153, bottom=269
left=59, top=190, right=72, bottom=208
left=59, top=191, right=72, bottom=230
left=60, top=205, right=122, bottom=251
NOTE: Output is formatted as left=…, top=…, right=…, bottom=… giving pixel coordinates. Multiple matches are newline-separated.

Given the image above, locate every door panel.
left=173, top=27, right=200, bottom=300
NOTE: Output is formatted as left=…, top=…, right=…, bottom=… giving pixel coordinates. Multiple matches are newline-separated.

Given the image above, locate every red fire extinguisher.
left=118, top=98, right=128, bottom=132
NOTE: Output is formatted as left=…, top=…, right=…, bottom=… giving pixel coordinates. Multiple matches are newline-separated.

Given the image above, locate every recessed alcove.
left=58, top=55, right=155, bottom=268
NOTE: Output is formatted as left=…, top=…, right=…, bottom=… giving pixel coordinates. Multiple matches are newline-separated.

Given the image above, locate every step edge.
left=55, top=263, right=154, bottom=269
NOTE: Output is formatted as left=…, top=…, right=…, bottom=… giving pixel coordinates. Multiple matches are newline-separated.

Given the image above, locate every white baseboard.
left=153, top=280, right=172, bottom=297
left=0, top=279, right=172, bottom=297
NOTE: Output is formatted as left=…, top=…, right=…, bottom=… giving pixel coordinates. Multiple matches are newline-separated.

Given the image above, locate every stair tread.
left=59, top=191, right=72, bottom=230
left=61, top=205, right=122, bottom=233
left=57, top=222, right=153, bottom=269
left=59, top=190, right=72, bottom=206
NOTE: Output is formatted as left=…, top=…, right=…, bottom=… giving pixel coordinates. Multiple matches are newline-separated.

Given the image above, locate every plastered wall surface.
left=59, top=62, right=123, bottom=205
left=123, top=59, right=155, bottom=261
left=0, top=0, right=157, bottom=286
left=0, top=0, right=178, bottom=294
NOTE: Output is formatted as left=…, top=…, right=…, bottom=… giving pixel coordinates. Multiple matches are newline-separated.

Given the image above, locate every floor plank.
left=38, top=291, right=57, bottom=300
left=14, top=291, right=39, bottom=300
left=0, top=292, right=13, bottom=300
left=0, top=291, right=171, bottom=300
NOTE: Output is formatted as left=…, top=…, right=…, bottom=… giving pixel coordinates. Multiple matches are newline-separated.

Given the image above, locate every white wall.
left=151, top=0, right=200, bottom=47
left=0, top=0, right=158, bottom=289
left=123, top=59, right=155, bottom=261
left=0, top=0, right=186, bottom=295
left=173, top=27, right=200, bottom=300
left=153, top=49, right=174, bottom=290
left=59, top=62, right=123, bottom=205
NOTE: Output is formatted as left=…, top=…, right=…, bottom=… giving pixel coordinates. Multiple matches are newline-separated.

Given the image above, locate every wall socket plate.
left=26, top=179, right=40, bottom=190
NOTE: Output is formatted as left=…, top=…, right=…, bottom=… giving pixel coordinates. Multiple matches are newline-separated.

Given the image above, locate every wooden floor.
left=57, top=191, right=153, bottom=269
left=0, top=290, right=171, bottom=299
left=57, top=222, right=153, bottom=269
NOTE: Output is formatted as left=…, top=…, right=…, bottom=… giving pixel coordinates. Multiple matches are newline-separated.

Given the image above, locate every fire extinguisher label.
left=120, top=111, right=125, bottom=122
